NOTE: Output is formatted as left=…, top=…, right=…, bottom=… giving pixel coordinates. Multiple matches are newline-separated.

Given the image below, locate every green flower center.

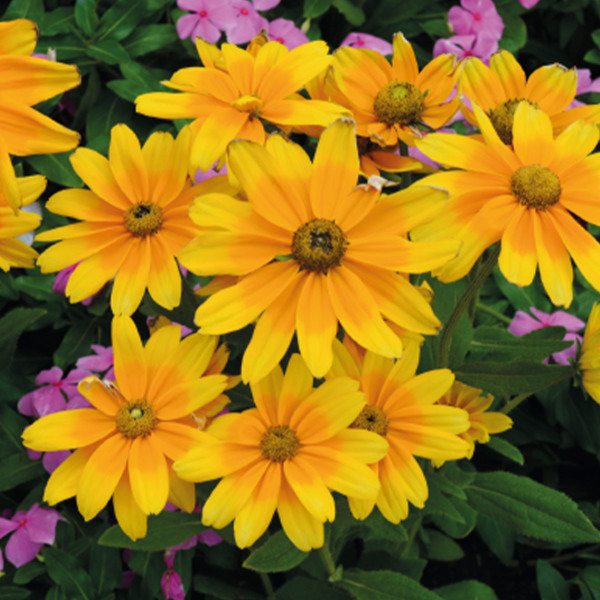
left=511, top=164, right=561, bottom=210
left=489, top=98, right=536, bottom=145
left=291, top=218, right=348, bottom=273
left=116, top=400, right=158, bottom=438
left=260, top=425, right=300, bottom=462
left=124, top=202, right=163, bottom=237
left=373, top=80, right=425, bottom=126
left=350, top=405, right=389, bottom=437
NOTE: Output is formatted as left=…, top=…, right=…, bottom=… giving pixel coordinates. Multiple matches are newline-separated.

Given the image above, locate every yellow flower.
left=434, top=381, right=512, bottom=463
left=0, top=19, right=80, bottom=210
left=413, top=101, right=600, bottom=307
left=174, top=354, right=388, bottom=551
left=459, top=51, right=600, bottom=143
left=22, top=316, right=228, bottom=540
left=179, top=118, right=460, bottom=382
left=135, top=36, right=346, bottom=172
left=0, top=174, right=46, bottom=270
left=36, top=124, right=200, bottom=316
left=328, top=33, right=459, bottom=147
left=326, top=336, right=470, bottom=523
left=579, top=303, right=600, bottom=404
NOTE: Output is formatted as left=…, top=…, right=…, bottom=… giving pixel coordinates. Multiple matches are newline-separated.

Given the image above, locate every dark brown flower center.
left=260, top=425, right=300, bottom=462
left=489, top=98, right=536, bottom=145
left=511, top=164, right=561, bottom=210
left=124, top=202, right=163, bottom=237
left=350, top=405, right=389, bottom=437
left=115, top=400, right=158, bottom=438
left=374, top=80, right=425, bottom=126
left=291, top=218, right=348, bottom=273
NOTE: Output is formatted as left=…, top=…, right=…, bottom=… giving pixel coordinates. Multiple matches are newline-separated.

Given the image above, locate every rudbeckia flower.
left=0, top=173, right=46, bottom=270
left=325, top=336, right=470, bottom=523
left=328, top=32, right=459, bottom=147
left=434, top=381, right=512, bottom=464
left=459, top=50, right=600, bottom=141
left=578, top=303, right=600, bottom=405
left=179, top=118, right=460, bottom=382
left=22, top=316, right=229, bottom=540
left=0, top=19, right=80, bottom=210
left=174, top=354, right=388, bottom=551
left=136, top=36, right=346, bottom=172
left=413, top=101, right=600, bottom=307
left=36, top=124, right=200, bottom=316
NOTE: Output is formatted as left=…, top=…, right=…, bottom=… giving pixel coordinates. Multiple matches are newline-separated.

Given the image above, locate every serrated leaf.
left=42, top=547, right=96, bottom=600
left=124, top=25, right=178, bottom=57
left=98, top=511, right=208, bottom=551
left=0, top=307, right=46, bottom=368
left=435, top=580, right=498, bottom=600
left=75, top=0, right=99, bottom=37
left=338, top=569, right=443, bottom=600
left=26, top=153, right=83, bottom=188
left=466, top=472, right=600, bottom=545
left=484, top=436, right=524, bottom=465
left=304, top=0, right=334, bottom=18
left=40, top=7, right=75, bottom=36
left=86, top=40, right=130, bottom=65
left=430, top=497, right=477, bottom=539
left=536, top=560, right=570, bottom=600
left=243, top=530, right=309, bottom=573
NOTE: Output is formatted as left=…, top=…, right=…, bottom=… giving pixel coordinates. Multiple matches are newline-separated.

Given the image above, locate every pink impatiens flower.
left=267, top=18, right=309, bottom=49
left=340, top=32, right=393, bottom=55
left=569, top=68, right=600, bottom=108
left=225, top=0, right=268, bottom=44
left=0, top=504, right=62, bottom=567
left=519, top=0, right=540, bottom=7
left=433, top=33, right=498, bottom=63
left=448, top=0, right=504, bottom=40
left=508, top=307, right=585, bottom=365
left=76, top=344, right=115, bottom=381
left=176, top=0, right=237, bottom=43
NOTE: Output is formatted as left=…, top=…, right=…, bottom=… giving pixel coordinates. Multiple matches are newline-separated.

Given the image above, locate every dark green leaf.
left=454, top=360, right=571, bottom=398
left=42, top=547, right=96, bottom=600
left=536, top=560, right=570, bottom=600
left=499, top=15, right=527, bottom=52
left=34, top=34, right=88, bottom=62
left=243, top=530, right=309, bottom=573
left=276, top=577, right=352, bottom=600
left=592, top=29, right=600, bottom=47
left=193, top=575, right=264, bottom=600
left=97, top=0, right=145, bottom=41
left=435, top=580, right=498, bottom=600
left=424, top=530, right=464, bottom=561
left=53, top=318, right=99, bottom=369
left=0, top=272, right=18, bottom=300
left=3, top=0, right=44, bottom=21
left=86, top=40, right=130, bottom=65
left=484, top=436, right=524, bottom=465
left=430, top=497, right=477, bottom=539
left=332, top=0, right=365, bottom=25
left=90, top=544, right=122, bottom=597
left=13, top=274, right=56, bottom=302
left=476, top=514, right=514, bottom=565
left=493, top=269, right=548, bottom=312
left=361, top=510, right=408, bottom=545
left=98, top=511, right=208, bottom=551
left=0, top=454, right=46, bottom=492
left=0, top=407, right=30, bottom=456
left=124, top=25, right=178, bottom=57
left=14, top=561, right=46, bottom=584
left=86, top=90, right=132, bottom=153
left=578, top=566, right=600, bottom=600
left=45, top=588, right=66, bottom=600
left=466, top=472, right=600, bottom=545
left=338, top=569, right=443, bottom=600
left=26, top=153, right=83, bottom=188
left=0, top=587, right=31, bottom=600
left=304, top=0, right=334, bottom=18
left=0, top=307, right=46, bottom=369
left=75, top=0, right=99, bottom=37
left=40, top=7, right=75, bottom=36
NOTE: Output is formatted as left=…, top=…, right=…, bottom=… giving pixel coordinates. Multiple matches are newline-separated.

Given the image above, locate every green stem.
left=400, top=517, right=422, bottom=558
left=259, top=572, right=276, bottom=600
left=438, top=245, right=500, bottom=368
left=476, top=302, right=512, bottom=325
left=526, top=543, right=600, bottom=566
left=318, top=545, right=337, bottom=578
left=500, top=392, right=532, bottom=414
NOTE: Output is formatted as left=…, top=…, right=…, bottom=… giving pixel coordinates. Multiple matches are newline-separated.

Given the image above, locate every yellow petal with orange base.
left=525, top=64, right=576, bottom=114
left=113, top=471, right=148, bottom=541
left=489, top=50, right=526, bottom=98
left=43, top=445, right=98, bottom=505
left=128, top=436, right=169, bottom=514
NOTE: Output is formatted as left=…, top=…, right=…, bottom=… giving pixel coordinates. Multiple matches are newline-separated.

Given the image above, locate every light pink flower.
left=225, top=0, right=268, bottom=44
left=519, top=0, right=540, bottom=7
left=0, top=504, right=62, bottom=567
left=176, top=0, right=237, bottom=43
left=508, top=307, right=585, bottom=365
left=267, top=18, right=309, bottom=49
left=52, top=263, right=99, bottom=306
left=433, top=33, right=498, bottom=63
left=569, top=68, right=600, bottom=108
left=76, top=344, right=115, bottom=380
left=253, top=0, right=280, bottom=9
left=340, top=32, right=393, bottom=55
left=448, top=0, right=504, bottom=40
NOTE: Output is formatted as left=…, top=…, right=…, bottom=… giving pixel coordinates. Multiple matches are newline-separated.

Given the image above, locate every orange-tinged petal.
left=155, top=375, right=227, bottom=420
left=250, top=364, right=284, bottom=426
left=43, top=445, right=97, bottom=505
left=128, top=436, right=169, bottom=514
left=277, top=354, right=313, bottom=425
left=46, top=189, right=123, bottom=221
left=0, top=138, right=21, bottom=211
left=136, top=91, right=224, bottom=119
left=512, top=102, right=555, bottom=166
left=416, top=54, right=457, bottom=105
left=146, top=235, right=182, bottom=310
left=489, top=50, right=526, bottom=98
left=112, top=315, right=147, bottom=402
left=392, top=33, right=418, bottom=84
left=167, top=468, right=196, bottom=513
left=78, top=377, right=122, bottom=416
left=284, top=457, right=335, bottom=522
left=221, top=43, right=254, bottom=93
left=113, top=471, right=147, bottom=541
left=109, top=124, right=148, bottom=204
left=167, top=66, right=239, bottom=101
left=360, top=350, right=393, bottom=405
left=260, top=97, right=347, bottom=127
left=498, top=205, right=537, bottom=288
left=110, top=237, right=151, bottom=316
left=152, top=422, right=206, bottom=461
left=459, top=57, right=507, bottom=112
left=549, top=119, right=600, bottom=175
left=252, top=41, right=287, bottom=93
left=323, top=428, right=389, bottom=464
left=525, top=64, right=576, bottom=114
left=328, top=338, right=361, bottom=380
left=385, top=369, right=455, bottom=413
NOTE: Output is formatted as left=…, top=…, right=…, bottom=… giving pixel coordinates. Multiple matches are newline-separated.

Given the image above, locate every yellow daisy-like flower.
left=179, top=118, right=460, bottom=383
left=434, top=381, right=512, bottom=463
left=0, top=174, right=46, bottom=270
left=413, top=101, right=600, bottom=307
left=578, top=303, right=600, bottom=405
left=135, top=36, right=346, bottom=172
left=174, top=354, right=388, bottom=551
left=0, top=19, right=80, bottom=210
left=328, top=32, right=459, bottom=147
left=36, top=124, right=200, bottom=316
left=325, top=336, right=470, bottom=523
left=459, top=51, right=600, bottom=143
left=22, top=316, right=228, bottom=540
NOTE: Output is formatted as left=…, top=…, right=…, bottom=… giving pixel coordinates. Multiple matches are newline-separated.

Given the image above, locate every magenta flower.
left=161, top=568, right=185, bottom=600
left=267, top=18, right=309, bottom=49
left=569, top=68, right=600, bottom=108
left=76, top=344, right=115, bottom=381
left=519, top=0, right=540, bottom=7
left=433, top=33, right=498, bottom=63
left=448, top=0, right=504, bottom=40
left=52, top=263, right=99, bottom=306
left=225, top=0, right=268, bottom=44
left=340, top=32, right=393, bottom=55
left=176, top=0, right=237, bottom=43
left=253, top=0, right=280, bottom=9
left=508, top=307, right=585, bottom=365
left=0, top=504, right=62, bottom=568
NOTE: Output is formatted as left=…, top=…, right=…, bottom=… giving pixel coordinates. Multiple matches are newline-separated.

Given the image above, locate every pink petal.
left=32, top=387, right=68, bottom=418
left=529, top=307, right=552, bottom=325
left=5, top=528, right=42, bottom=567
left=35, top=367, right=64, bottom=386
left=43, top=450, right=71, bottom=474
left=192, top=19, right=223, bottom=43
left=63, top=368, right=94, bottom=385
left=17, top=390, right=38, bottom=416
left=198, top=529, right=222, bottom=546
left=448, top=6, right=474, bottom=35
left=340, top=32, right=393, bottom=55
left=161, top=570, right=186, bottom=600
left=268, top=18, right=309, bottom=49
left=546, top=311, right=585, bottom=332
left=551, top=333, right=581, bottom=365
left=0, top=518, right=18, bottom=540
left=253, top=0, right=280, bottom=9
left=177, top=14, right=201, bottom=40
left=507, top=311, right=542, bottom=336
left=178, top=0, right=205, bottom=10
left=23, top=505, right=63, bottom=545
left=519, top=0, right=540, bottom=7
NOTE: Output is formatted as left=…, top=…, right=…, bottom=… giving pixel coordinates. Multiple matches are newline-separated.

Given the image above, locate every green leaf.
left=98, top=511, right=208, bottom=551
left=476, top=514, right=514, bottom=565
left=86, top=40, right=130, bottom=65
left=435, top=580, right=498, bottom=600
left=193, top=575, right=264, bottom=600
left=454, top=360, right=571, bottom=398
left=53, top=318, right=99, bottom=369
left=424, top=530, right=464, bottom=561
left=243, top=530, right=309, bottom=573
left=124, top=25, right=178, bottom=57
left=0, top=587, right=31, bottom=600
left=0, top=272, right=18, bottom=300
left=304, top=0, right=334, bottom=18
left=536, top=560, right=570, bottom=600
left=3, top=0, right=44, bottom=21
left=86, top=90, right=132, bottom=153
left=484, top=436, right=524, bottom=465
left=499, top=15, right=527, bottom=52
left=578, top=566, right=600, bottom=600
left=75, top=0, right=99, bottom=37
left=0, top=307, right=46, bottom=369
left=338, top=569, right=443, bottom=600
left=45, top=588, right=66, bottom=600
left=493, top=269, right=548, bottom=312
left=332, top=0, right=365, bottom=25
left=14, top=561, right=46, bottom=585
left=361, top=510, right=408, bottom=545
left=466, top=472, right=600, bottom=545
left=276, top=577, right=352, bottom=600
left=430, top=497, right=477, bottom=539
left=97, top=0, right=145, bottom=41
left=0, top=407, right=31, bottom=457
left=106, top=61, right=167, bottom=103
left=0, top=454, right=46, bottom=492
left=26, top=153, right=83, bottom=188
left=13, top=274, right=56, bottom=302
left=42, top=547, right=96, bottom=600
left=90, top=544, right=122, bottom=598
left=40, top=7, right=75, bottom=36
left=592, top=29, right=600, bottom=47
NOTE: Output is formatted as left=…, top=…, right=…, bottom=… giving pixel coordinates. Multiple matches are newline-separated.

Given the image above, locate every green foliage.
left=243, top=530, right=309, bottom=572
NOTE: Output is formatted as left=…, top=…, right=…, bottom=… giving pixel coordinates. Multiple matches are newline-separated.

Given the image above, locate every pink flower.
left=176, top=0, right=237, bottom=43
left=161, top=569, right=185, bottom=600
left=267, top=18, right=309, bottom=49
left=225, top=0, right=268, bottom=44
left=253, top=0, right=280, bottom=9
left=340, top=32, right=393, bottom=55
left=508, top=307, right=585, bottom=365
left=52, top=263, right=99, bottom=306
left=76, top=344, right=115, bottom=381
left=0, top=504, right=62, bottom=567
left=433, top=33, right=498, bottom=63
left=569, top=68, right=600, bottom=108
left=519, top=0, right=540, bottom=7
left=194, top=161, right=227, bottom=184
left=448, top=0, right=504, bottom=40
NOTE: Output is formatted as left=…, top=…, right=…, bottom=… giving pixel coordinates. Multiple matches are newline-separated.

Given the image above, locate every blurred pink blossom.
left=76, top=344, right=115, bottom=381
left=0, top=504, right=62, bottom=567
left=569, top=68, right=600, bottom=108
left=433, top=33, right=498, bottom=63
left=253, top=0, right=280, bottom=8
left=225, top=1, right=268, bottom=44
left=52, top=263, right=99, bottom=306
left=519, top=0, right=540, bottom=7
left=508, top=307, right=585, bottom=365
left=448, top=0, right=503, bottom=40
left=268, top=18, right=309, bottom=49
left=176, top=0, right=236, bottom=43
left=340, top=32, right=393, bottom=55
left=161, top=568, right=185, bottom=600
